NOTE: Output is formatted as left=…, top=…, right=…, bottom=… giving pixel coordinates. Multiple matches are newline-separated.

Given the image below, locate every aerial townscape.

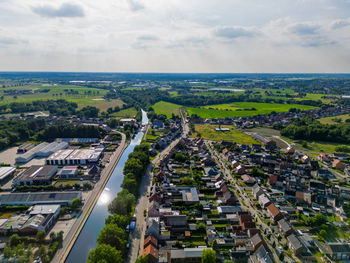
left=2, top=1, right=350, bottom=262
left=0, top=73, right=350, bottom=263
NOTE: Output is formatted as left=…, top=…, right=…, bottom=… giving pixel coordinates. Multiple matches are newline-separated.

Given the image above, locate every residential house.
left=333, top=159, right=346, bottom=170
left=287, top=234, right=307, bottom=256
left=278, top=219, right=293, bottom=236
left=266, top=203, right=283, bottom=222
left=324, top=243, right=350, bottom=261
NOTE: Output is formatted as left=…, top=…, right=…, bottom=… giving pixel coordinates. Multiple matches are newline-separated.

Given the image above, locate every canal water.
left=65, top=110, right=148, bottom=263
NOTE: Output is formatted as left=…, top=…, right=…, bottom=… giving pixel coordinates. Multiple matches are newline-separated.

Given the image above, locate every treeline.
left=0, top=119, right=46, bottom=151
left=88, top=143, right=150, bottom=263
left=0, top=99, right=78, bottom=115
left=280, top=117, right=350, bottom=144
left=38, top=120, right=106, bottom=140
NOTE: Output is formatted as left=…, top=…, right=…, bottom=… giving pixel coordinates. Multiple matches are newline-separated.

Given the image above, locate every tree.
left=71, top=197, right=82, bottom=211
left=105, top=214, right=129, bottom=229
left=136, top=255, right=149, bottom=263
left=87, top=244, right=123, bottom=263
left=97, top=224, right=127, bottom=252
left=108, top=189, right=136, bottom=215
left=202, top=248, right=216, bottom=263
left=36, top=231, right=46, bottom=243
left=196, top=222, right=206, bottom=233
left=124, top=158, right=144, bottom=178
left=122, top=178, right=138, bottom=196
left=212, top=239, right=218, bottom=250
left=319, top=229, right=327, bottom=239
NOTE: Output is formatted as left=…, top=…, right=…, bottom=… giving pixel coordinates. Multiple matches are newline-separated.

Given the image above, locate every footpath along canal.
left=65, top=110, right=148, bottom=263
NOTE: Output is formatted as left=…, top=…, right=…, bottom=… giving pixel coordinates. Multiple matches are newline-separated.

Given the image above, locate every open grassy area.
left=0, top=85, right=112, bottom=107
left=152, top=101, right=182, bottom=118
left=318, top=114, right=350, bottom=124
left=248, top=127, right=346, bottom=154
left=191, top=124, right=259, bottom=144
left=188, top=102, right=316, bottom=118
left=111, top=107, right=138, bottom=119
left=88, top=99, right=124, bottom=111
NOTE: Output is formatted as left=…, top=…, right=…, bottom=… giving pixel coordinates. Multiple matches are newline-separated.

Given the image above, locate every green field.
left=0, top=85, right=111, bottom=107
left=111, top=107, right=138, bottom=119
left=187, top=102, right=316, bottom=118
left=191, top=124, right=259, bottom=144
left=152, top=101, right=182, bottom=118
left=319, top=114, right=350, bottom=125
left=248, top=127, right=347, bottom=154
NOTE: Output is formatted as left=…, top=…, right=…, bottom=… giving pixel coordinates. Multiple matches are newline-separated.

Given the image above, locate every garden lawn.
left=191, top=124, right=259, bottom=144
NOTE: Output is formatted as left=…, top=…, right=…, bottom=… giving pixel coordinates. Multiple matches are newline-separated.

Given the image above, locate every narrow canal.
left=65, top=110, right=148, bottom=263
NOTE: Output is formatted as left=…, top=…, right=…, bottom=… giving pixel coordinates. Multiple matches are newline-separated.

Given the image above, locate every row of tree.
left=280, top=117, right=350, bottom=144
left=87, top=143, right=150, bottom=263
left=0, top=99, right=78, bottom=115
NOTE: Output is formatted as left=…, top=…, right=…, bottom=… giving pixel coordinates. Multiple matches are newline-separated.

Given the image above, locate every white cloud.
left=32, top=2, right=85, bottom=18
left=214, top=26, right=257, bottom=39
left=0, top=0, right=350, bottom=72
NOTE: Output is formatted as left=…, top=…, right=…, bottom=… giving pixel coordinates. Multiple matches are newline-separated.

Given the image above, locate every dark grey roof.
left=328, top=243, right=350, bottom=253
left=0, top=192, right=81, bottom=205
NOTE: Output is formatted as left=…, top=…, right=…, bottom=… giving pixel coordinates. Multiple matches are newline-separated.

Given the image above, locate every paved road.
left=52, top=132, right=126, bottom=263
left=127, top=117, right=189, bottom=263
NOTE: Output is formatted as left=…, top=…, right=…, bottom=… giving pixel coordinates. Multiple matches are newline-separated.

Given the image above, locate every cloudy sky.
left=1, top=0, right=350, bottom=72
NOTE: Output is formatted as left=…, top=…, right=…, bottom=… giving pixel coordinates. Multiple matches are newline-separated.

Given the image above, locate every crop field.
left=187, top=102, right=316, bottom=118
left=111, top=107, right=138, bottom=119
left=191, top=124, right=259, bottom=144
left=152, top=101, right=182, bottom=118
left=87, top=99, right=124, bottom=111
left=318, top=114, right=350, bottom=124
left=295, top=93, right=340, bottom=103
left=0, top=85, right=110, bottom=107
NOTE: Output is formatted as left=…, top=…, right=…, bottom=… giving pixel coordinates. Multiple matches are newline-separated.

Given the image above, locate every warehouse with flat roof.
left=46, top=148, right=102, bottom=165
left=0, top=166, right=16, bottom=183
left=15, top=141, right=68, bottom=164
left=12, top=165, right=58, bottom=186
left=0, top=192, right=82, bottom=206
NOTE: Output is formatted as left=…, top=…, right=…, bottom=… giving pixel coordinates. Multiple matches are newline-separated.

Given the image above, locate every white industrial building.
left=0, top=166, right=16, bottom=182
left=15, top=141, right=68, bottom=163
left=15, top=142, right=48, bottom=163
left=36, top=141, right=68, bottom=157
left=46, top=148, right=103, bottom=165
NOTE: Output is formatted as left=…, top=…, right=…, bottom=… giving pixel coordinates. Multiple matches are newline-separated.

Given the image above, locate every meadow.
left=191, top=124, right=259, bottom=144
left=187, top=102, right=316, bottom=118
left=248, top=127, right=347, bottom=154
left=111, top=107, right=138, bottom=119
left=0, top=85, right=111, bottom=108
left=318, top=114, right=350, bottom=124
left=152, top=101, right=182, bottom=118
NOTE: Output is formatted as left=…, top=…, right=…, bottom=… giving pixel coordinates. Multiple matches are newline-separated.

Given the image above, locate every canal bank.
left=64, top=110, right=148, bottom=263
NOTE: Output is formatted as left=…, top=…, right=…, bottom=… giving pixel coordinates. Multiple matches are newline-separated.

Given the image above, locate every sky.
left=1, top=0, right=350, bottom=73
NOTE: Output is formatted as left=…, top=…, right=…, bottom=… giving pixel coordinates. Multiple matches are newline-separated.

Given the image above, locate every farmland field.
left=88, top=99, right=124, bottom=111
left=187, top=102, right=316, bottom=118
left=0, top=85, right=110, bottom=107
left=111, top=107, right=138, bottom=119
left=152, top=101, right=182, bottom=118
left=191, top=124, right=259, bottom=144
left=318, top=114, right=350, bottom=124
